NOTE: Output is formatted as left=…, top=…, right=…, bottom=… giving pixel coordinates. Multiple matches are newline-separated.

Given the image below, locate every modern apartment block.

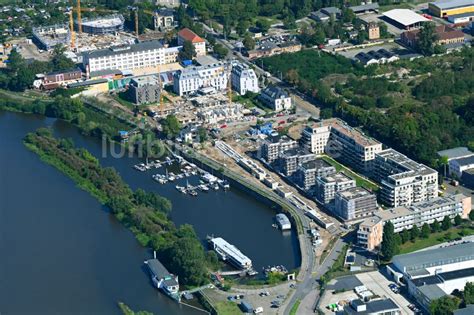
left=294, top=159, right=336, bottom=191
left=173, top=63, right=228, bottom=96
left=334, top=187, right=378, bottom=221
left=276, top=148, right=315, bottom=177
left=300, top=118, right=382, bottom=174
left=316, top=172, right=356, bottom=204
left=231, top=63, right=259, bottom=95
left=374, top=149, right=438, bottom=207
left=357, top=194, right=471, bottom=250
left=177, top=28, right=206, bottom=56
left=127, top=76, right=160, bottom=105
left=82, top=41, right=179, bottom=76
left=260, top=135, right=298, bottom=164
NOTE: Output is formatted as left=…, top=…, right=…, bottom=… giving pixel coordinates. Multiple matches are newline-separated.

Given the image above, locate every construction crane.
left=76, top=0, right=82, bottom=34
left=68, top=7, right=75, bottom=49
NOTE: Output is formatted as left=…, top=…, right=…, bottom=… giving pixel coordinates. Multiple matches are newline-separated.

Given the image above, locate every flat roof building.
left=429, top=0, right=474, bottom=18
left=335, top=187, right=378, bottom=221
left=76, top=14, right=124, bottom=35
left=382, top=9, right=429, bottom=29
left=127, top=75, right=161, bottom=105
left=374, top=149, right=438, bottom=207
left=316, top=172, right=356, bottom=205
left=173, top=62, right=228, bottom=96
left=388, top=242, right=474, bottom=312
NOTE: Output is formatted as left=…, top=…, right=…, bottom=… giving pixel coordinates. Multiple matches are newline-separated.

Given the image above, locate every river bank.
left=1, top=110, right=300, bottom=313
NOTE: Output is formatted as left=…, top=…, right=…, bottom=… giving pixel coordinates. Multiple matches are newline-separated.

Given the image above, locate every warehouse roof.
left=452, top=155, right=474, bottom=167
left=349, top=3, right=380, bottom=13
left=383, top=9, right=429, bottom=27
left=430, top=0, right=474, bottom=10
left=438, top=147, right=474, bottom=160
left=392, top=242, right=474, bottom=272
left=454, top=305, right=474, bottom=315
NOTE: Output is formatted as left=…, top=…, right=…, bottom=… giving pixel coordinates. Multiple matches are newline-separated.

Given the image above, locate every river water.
left=0, top=111, right=300, bottom=314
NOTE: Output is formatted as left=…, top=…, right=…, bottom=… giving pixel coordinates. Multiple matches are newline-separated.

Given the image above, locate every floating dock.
left=209, top=237, right=253, bottom=271
left=275, top=213, right=291, bottom=230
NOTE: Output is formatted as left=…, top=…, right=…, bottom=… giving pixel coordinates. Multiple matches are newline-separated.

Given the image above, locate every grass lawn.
left=399, top=224, right=474, bottom=254
left=321, top=155, right=379, bottom=192
left=213, top=301, right=241, bottom=315
left=289, top=299, right=301, bottom=315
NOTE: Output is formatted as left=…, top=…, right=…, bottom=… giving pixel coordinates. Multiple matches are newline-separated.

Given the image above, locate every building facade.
left=294, top=159, right=336, bottom=191
left=276, top=149, right=315, bottom=177
left=357, top=194, right=471, bottom=250
left=401, top=25, right=465, bottom=48
left=231, top=63, right=259, bottom=95
left=449, top=156, right=474, bottom=178
left=127, top=76, right=160, bottom=105
left=334, top=187, right=378, bottom=221
left=367, top=22, right=380, bottom=40
left=258, top=86, right=292, bottom=112
left=300, top=118, right=383, bottom=174
left=153, top=8, right=174, bottom=31
left=177, top=28, right=206, bottom=56
left=260, top=135, right=298, bottom=164
left=374, top=149, right=438, bottom=207
left=82, top=41, right=179, bottom=75
left=43, top=68, right=82, bottom=88
left=173, top=62, right=228, bottom=96
left=316, top=172, right=356, bottom=204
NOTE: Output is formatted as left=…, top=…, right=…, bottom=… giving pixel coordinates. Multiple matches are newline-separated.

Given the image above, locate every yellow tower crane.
left=68, top=6, right=75, bottom=49
left=76, top=0, right=82, bottom=34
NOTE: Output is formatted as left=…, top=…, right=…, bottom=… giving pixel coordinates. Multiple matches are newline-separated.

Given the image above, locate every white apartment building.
left=357, top=194, right=471, bottom=250
left=173, top=63, right=228, bottom=96
left=82, top=41, right=179, bottom=76
left=374, top=149, right=438, bottom=207
left=231, top=63, right=259, bottom=95
left=300, top=118, right=382, bottom=173
left=449, top=156, right=474, bottom=178
left=258, top=86, right=292, bottom=112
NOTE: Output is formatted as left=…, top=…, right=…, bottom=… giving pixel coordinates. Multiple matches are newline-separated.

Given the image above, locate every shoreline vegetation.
left=24, top=129, right=217, bottom=288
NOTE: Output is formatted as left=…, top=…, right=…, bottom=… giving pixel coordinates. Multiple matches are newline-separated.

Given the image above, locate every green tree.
left=178, top=40, right=196, bottom=61
left=470, top=210, right=474, bottom=221
left=429, top=296, right=460, bottom=315
left=400, top=229, right=410, bottom=244
left=161, top=114, right=181, bottom=138
left=51, top=44, right=75, bottom=71
left=464, top=282, right=474, bottom=305
left=381, top=221, right=397, bottom=261
left=442, top=216, right=452, bottom=231
left=236, top=20, right=249, bottom=37
left=213, top=43, right=228, bottom=59
left=197, top=126, right=208, bottom=143
left=431, top=220, right=441, bottom=232
left=439, top=155, right=449, bottom=178
left=256, top=19, right=271, bottom=33
left=417, top=22, right=439, bottom=56
left=411, top=225, right=420, bottom=241
left=421, top=223, right=431, bottom=238
left=454, top=214, right=462, bottom=226
left=243, top=35, right=256, bottom=50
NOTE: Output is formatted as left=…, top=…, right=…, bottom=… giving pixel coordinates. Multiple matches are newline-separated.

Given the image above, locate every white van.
left=254, top=307, right=263, bottom=314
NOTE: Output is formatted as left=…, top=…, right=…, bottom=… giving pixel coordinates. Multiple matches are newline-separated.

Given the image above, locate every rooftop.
left=337, top=187, right=375, bottom=200
left=325, top=118, right=381, bottom=147
left=211, top=237, right=251, bottom=266
left=178, top=28, right=205, bottom=43
left=130, top=75, right=159, bottom=87
left=383, top=9, right=429, bottom=27
left=83, top=40, right=163, bottom=59
left=349, top=3, right=380, bottom=12
left=260, top=86, right=289, bottom=100
left=454, top=305, right=474, bottom=315
left=319, top=172, right=354, bottom=184
left=392, top=242, right=474, bottom=272
left=146, top=259, right=172, bottom=279
left=80, top=14, right=124, bottom=28
left=344, top=298, right=400, bottom=315
left=300, top=159, right=332, bottom=170
left=430, top=0, right=474, bottom=10
left=452, top=155, right=474, bottom=167
left=438, top=147, right=474, bottom=160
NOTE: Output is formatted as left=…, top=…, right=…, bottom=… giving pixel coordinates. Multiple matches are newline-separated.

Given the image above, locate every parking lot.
left=355, top=271, right=414, bottom=314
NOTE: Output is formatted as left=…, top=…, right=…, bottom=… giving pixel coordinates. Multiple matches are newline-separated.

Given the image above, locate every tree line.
left=24, top=129, right=218, bottom=287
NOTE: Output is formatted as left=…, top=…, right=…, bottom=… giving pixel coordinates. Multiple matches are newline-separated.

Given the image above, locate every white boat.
left=188, top=189, right=198, bottom=196
left=176, top=185, right=187, bottom=194
left=213, top=183, right=219, bottom=191
left=199, top=184, right=209, bottom=192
